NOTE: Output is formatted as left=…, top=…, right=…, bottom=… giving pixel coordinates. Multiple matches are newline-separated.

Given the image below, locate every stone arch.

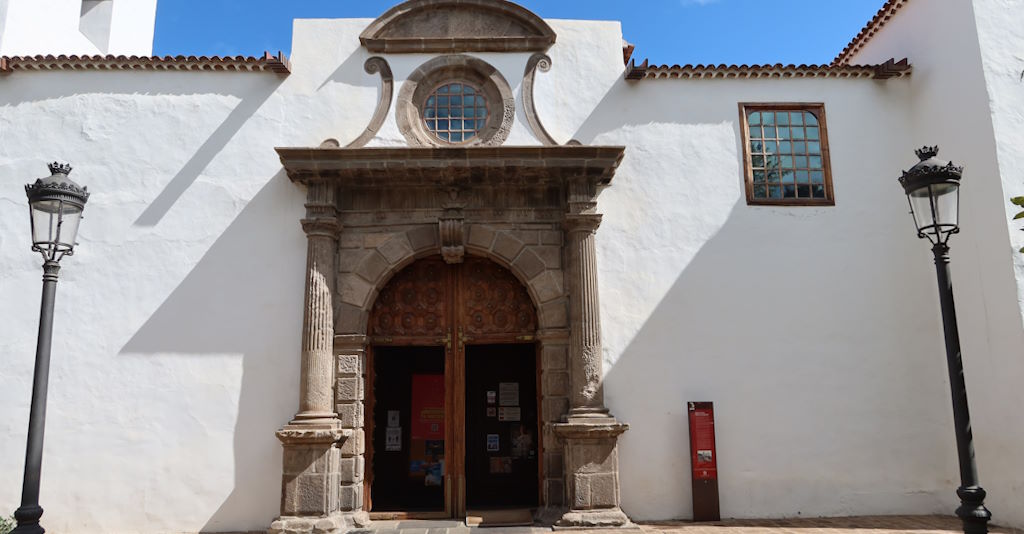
left=359, top=0, right=556, bottom=54
left=335, top=224, right=566, bottom=336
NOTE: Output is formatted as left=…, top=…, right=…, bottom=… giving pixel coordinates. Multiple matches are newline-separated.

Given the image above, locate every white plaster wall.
left=0, top=0, right=156, bottom=56
left=849, top=0, right=1024, bottom=527
left=0, top=10, right=1005, bottom=534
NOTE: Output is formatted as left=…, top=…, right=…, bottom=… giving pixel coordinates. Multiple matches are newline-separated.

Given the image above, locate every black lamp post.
left=13, top=162, right=90, bottom=534
left=899, top=146, right=991, bottom=534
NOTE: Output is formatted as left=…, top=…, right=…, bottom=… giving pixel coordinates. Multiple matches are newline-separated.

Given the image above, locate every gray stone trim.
left=275, top=145, right=625, bottom=187
left=346, top=57, right=394, bottom=149
left=359, top=0, right=556, bottom=54
left=395, top=55, right=515, bottom=147
left=522, top=53, right=558, bottom=146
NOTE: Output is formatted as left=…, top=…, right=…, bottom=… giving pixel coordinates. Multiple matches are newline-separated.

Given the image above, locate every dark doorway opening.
left=465, top=344, right=539, bottom=509
left=370, top=346, right=446, bottom=512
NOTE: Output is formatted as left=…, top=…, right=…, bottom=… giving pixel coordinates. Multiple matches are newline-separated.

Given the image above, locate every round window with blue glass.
left=422, top=82, right=489, bottom=144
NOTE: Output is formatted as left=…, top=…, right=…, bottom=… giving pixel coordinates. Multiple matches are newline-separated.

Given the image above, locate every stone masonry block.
left=336, top=377, right=361, bottom=401
left=543, top=396, right=569, bottom=423
left=530, top=270, right=564, bottom=304
left=340, top=429, right=364, bottom=457
left=540, top=299, right=568, bottom=328
left=364, top=233, right=392, bottom=248
left=540, top=230, right=563, bottom=245
left=467, top=225, right=496, bottom=249
left=378, top=235, right=414, bottom=265
left=513, top=248, right=545, bottom=280
left=339, top=274, right=373, bottom=307
left=545, top=451, right=564, bottom=477
left=340, top=457, right=360, bottom=484
left=340, top=483, right=362, bottom=512
left=590, top=473, right=618, bottom=508
left=340, top=233, right=363, bottom=249
left=283, top=446, right=323, bottom=477
left=511, top=229, right=539, bottom=245
left=335, top=303, right=366, bottom=335
left=337, top=354, right=361, bottom=376
left=546, top=479, right=565, bottom=507
left=298, top=474, right=329, bottom=515
left=534, top=246, right=562, bottom=269
left=492, top=232, right=525, bottom=262
left=355, top=252, right=389, bottom=283
left=337, top=402, right=363, bottom=428
left=407, top=225, right=439, bottom=251
left=573, top=473, right=592, bottom=509
left=337, top=249, right=369, bottom=273
left=542, top=344, right=568, bottom=371
left=543, top=371, right=570, bottom=396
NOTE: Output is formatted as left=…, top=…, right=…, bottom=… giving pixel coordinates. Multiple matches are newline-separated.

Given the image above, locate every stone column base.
left=268, top=511, right=370, bottom=534
left=553, top=415, right=631, bottom=529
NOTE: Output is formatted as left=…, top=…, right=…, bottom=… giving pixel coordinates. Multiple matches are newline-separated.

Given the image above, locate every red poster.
left=411, top=374, right=445, bottom=440
left=687, top=402, right=717, bottom=481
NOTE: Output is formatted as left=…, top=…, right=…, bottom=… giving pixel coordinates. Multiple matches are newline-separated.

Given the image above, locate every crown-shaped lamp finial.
left=915, top=146, right=939, bottom=161
left=47, top=162, right=72, bottom=176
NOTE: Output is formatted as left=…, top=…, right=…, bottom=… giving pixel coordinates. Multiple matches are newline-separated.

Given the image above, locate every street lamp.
left=898, top=146, right=991, bottom=534
left=13, top=162, right=90, bottom=534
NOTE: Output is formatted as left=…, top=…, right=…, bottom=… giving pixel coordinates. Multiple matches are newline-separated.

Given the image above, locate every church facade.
left=2, top=1, right=1024, bottom=533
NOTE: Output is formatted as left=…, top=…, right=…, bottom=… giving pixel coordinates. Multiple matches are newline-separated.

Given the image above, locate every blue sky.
left=153, top=0, right=884, bottom=66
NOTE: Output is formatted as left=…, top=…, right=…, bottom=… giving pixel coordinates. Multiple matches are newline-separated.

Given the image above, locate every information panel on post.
left=687, top=401, right=720, bottom=521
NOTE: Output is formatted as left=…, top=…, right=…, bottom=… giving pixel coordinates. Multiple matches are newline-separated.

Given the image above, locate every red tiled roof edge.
left=625, top=58, right=911, bottom=80
left=832, top=0, right=909, bottom=66
left=0, top=51, right=291, bottom=75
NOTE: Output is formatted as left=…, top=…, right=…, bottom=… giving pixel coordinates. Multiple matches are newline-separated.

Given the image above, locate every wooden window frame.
left=739, top=102, right=835, bottom=206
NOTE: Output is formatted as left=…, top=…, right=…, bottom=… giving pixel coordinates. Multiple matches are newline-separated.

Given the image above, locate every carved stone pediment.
left=360, top=0, right=556, bottom=53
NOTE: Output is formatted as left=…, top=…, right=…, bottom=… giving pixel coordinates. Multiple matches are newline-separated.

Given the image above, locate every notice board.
left=687, top=401, right=720, bottom=521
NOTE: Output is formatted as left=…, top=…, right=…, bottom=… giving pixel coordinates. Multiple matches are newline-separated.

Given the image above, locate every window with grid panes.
left=740, top=104, right=834, bottom=205
left=422, top=81, right=489, bottom=144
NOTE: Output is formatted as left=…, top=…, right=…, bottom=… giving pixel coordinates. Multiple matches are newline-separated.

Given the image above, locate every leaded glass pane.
left=423, top=82, right=489, bottom=143
left=747, top=106, right=829, bottom=201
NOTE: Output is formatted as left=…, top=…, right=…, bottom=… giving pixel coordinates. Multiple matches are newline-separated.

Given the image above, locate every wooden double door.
left=365, top=257, right=541, bottom=518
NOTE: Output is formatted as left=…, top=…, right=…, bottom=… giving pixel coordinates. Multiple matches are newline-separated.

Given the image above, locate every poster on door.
left=411, top=374, right=445, bottom=440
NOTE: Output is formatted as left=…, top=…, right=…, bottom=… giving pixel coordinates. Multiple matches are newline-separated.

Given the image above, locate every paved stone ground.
left=352, top=516, right=1021, bottom=534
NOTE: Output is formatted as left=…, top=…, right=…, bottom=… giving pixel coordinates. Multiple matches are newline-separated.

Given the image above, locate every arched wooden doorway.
left=365, top=255, right=541, bottom=519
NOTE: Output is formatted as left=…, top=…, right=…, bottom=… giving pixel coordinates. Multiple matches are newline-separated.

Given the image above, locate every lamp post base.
left=956, top=485, right=991, bottom=534
left=11, top=504, right=45, bottom=534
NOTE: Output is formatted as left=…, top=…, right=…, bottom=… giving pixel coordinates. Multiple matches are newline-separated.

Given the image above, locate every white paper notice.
left=499, top=382, right=519, bottom=406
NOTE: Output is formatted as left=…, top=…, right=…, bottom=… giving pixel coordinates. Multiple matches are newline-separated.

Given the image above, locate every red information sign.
left=411, top=374, right=445, bottom=440
left=687, top=402, right=717, bottom=481
left=687, top=401, right=720, bottom=522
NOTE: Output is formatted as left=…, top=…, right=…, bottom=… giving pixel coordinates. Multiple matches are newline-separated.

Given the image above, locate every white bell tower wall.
left=0, top=0, right=157, bottom=56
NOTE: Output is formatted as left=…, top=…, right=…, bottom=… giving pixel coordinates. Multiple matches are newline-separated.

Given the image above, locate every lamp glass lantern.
left=25, top=162, right=90, bottom=261
left=899, top=146, right=962, bottom=245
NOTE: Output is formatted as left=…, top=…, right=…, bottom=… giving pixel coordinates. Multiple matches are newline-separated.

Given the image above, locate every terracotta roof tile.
left=0, top=52, right=291, bottom=75
left=625, top=58, right=911, bottom=80
left=833, top=0, right=909, bottom=66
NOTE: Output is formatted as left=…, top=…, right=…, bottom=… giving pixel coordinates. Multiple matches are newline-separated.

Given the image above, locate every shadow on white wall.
left=121, top=173, right=306, bottom=532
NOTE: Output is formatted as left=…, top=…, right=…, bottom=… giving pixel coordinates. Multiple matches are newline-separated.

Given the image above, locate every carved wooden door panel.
left=367, top=255, right=537, bottom=518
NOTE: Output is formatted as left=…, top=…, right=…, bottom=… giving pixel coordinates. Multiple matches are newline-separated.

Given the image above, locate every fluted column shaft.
left=565, top=210, right=608, bottom=417
left=294, top=181, right=339, bottom=424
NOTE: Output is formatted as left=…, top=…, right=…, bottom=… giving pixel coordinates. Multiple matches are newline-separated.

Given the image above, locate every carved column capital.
left=563, top=213, right=602, bottom=233
left=301, top=217, right=340, bottom=239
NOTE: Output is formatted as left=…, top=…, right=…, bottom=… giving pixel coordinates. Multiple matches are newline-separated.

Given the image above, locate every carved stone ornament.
left=522, top=53, right=558, bottom=146
left=274, top=427, right=351, bottom=444
left=347, top=57, right=393, bottom=148
left=440, top=188, right=466, bottom=264
left=359, top=0, right=556, bottom=54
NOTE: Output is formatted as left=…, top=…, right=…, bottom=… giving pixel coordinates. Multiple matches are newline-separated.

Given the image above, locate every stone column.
left=564, top=213, right=608, bottom=418
left=271, top=180, right=354, bottom=534
left=553, top=178, right=630, bottom=529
